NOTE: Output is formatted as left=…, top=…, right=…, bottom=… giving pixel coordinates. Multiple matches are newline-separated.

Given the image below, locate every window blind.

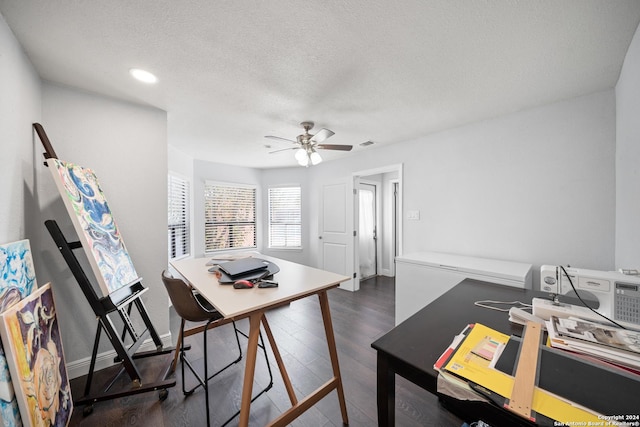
left=204, top=183, right=256, bottom=251
left=268, top=186, right=301, bottom=248
left=168, top=174, right=190, bottom=259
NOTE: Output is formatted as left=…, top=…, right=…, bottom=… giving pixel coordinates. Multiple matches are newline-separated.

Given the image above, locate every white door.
left=358, top=183, right=377, bottom=280
left=319, top=178, right=355, bottom=291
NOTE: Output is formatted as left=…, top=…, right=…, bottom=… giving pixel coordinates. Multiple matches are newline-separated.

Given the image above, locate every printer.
left=535, top=265, right=640, bottom=330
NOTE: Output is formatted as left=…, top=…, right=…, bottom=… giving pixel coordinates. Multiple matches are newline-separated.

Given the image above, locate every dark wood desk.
left=371, top=279, right=545, bottom=426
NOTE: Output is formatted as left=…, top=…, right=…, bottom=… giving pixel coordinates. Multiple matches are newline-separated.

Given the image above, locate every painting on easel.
left=0, top=283, right=72, bottom=427
left=47, top=158, right=139, bottom=297
left=1, top=239, right=38, bottom=426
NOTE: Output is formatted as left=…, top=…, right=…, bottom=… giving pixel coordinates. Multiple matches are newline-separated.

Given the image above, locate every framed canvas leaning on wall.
left=0, top=283, right=72, bottom=427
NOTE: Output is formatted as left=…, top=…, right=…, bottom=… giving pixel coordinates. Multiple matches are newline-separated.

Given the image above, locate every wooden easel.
left=34, top=123, right=176, bottom=415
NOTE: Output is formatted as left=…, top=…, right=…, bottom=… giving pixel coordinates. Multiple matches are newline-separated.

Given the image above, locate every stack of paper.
left=434, top=323, right=604, bottom=424
left=546, top=316, right=640, bottom=371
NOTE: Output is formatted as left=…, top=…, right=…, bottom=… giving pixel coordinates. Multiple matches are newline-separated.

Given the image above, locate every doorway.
left=317, top=164, right=402, bottom=292
left=353, top=164, right=403, bottom=291
left=358, top=182, right=377, bottom=280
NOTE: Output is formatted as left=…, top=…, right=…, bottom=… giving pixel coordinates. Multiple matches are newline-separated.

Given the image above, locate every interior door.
left=319, top=178, right=355, bottom=291
left=358, top=183, right=377, bottom=280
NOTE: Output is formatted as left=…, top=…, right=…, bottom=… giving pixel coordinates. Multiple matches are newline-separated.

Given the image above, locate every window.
left=268, top=186, right=301, bottom=249
left=204, top=182, right=256, bottom=252
left=168, top=173, right=190, bottom=259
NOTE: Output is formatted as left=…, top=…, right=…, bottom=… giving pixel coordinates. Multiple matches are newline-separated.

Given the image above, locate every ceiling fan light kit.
left=310, top=151, right=322, bottom=165
left=294, top=147, right=322, bottom=167
left=295, top=148, right=311, bottom=166
left=265, top=121, right=353, bottom=167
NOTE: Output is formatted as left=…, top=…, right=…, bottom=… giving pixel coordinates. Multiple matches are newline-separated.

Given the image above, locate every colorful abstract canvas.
left=0, top=239, right=37, bottom=304
left=48, top=158, right=139, bottom=296
left=1, top=239, right=39, bottom=426
left=0, top=283, right=72, bottom=427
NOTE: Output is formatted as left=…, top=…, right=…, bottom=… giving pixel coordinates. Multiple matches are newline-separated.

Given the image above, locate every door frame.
left=352, top=163, right=403, bottom=291
left=389, top=178, right=400, bottom=277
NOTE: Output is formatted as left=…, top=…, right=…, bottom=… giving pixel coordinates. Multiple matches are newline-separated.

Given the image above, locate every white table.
left=170, top=255, right=350, bottom=427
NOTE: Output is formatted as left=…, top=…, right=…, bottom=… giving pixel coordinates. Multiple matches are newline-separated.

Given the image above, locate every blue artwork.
left=48, top=159, right=138, bottom=296
left=0, top=239, right=38, bottom=427
left=0, top=240, right=36, bottom=303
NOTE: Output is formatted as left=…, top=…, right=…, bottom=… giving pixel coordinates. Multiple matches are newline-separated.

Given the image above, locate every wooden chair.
left=161, top=270, right=273, bottom=426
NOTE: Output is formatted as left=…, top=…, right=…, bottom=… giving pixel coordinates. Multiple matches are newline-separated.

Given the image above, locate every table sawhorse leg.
left=238, top=312, right=263, bottom=427
left=318, top=290, right=349, bottom=425
left=237, top=290, right=349, bottom=427
left=261, top=316, right=297, bottom=406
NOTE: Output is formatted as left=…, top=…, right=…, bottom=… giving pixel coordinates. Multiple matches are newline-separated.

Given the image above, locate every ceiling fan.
left=265, top=121, right=352, bottom=166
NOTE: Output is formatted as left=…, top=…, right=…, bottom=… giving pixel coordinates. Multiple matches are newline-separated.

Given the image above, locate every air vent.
left=359, top=140, right=375, bottom=147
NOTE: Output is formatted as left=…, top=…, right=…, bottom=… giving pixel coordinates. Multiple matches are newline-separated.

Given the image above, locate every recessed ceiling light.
left=360, top=140, right=375, bottom=147
left=129, top=68, right=158, bottom=84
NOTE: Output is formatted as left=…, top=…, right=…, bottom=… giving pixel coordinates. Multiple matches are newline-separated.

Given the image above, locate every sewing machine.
left=533, top=265, right=640, bottom=330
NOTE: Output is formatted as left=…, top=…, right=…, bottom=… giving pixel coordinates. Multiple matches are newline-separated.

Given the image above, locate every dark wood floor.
left=68, top=276, right=465, bottom=426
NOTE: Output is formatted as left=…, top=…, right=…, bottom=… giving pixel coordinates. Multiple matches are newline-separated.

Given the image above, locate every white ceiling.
left=2, top=1, right=640, bottom=168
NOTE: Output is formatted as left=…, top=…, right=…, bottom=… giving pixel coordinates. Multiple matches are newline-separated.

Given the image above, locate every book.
left=549, top=316, right=640, bottom=354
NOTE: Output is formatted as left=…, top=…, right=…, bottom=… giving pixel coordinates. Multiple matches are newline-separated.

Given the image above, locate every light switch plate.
left=407, top=210, right=420, bottom=220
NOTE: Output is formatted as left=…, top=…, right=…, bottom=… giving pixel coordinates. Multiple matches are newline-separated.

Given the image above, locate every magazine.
left=549, top=316, right=640, bottom=355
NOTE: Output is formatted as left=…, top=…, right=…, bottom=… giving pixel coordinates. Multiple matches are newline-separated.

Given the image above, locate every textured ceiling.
left=2, top=1, right=640, bottom=168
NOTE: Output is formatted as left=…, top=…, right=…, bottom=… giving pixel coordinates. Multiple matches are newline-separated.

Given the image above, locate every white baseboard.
left=380, top=269, right=394, bottom=277
left=66, top=332, right=173, bottom=380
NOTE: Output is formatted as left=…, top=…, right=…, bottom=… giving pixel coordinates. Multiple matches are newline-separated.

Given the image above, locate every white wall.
left=0, top=14, right=41, bottom=244
left=308, top=90, right=616, bottom=285
left=615, top=21, right=640, bottom=271
left=168, top=144, right=195, bottom=178
left=36, top=83, right=168, bottom=372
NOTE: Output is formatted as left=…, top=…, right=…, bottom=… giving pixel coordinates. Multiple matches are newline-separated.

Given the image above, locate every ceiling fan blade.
left=316, top=144, right=353, bottom=151
left=265, top=135, right=297, bottom=144
left=269, top=147, right=298, bottom=154
left=310, top=128, right=335, bottom=143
